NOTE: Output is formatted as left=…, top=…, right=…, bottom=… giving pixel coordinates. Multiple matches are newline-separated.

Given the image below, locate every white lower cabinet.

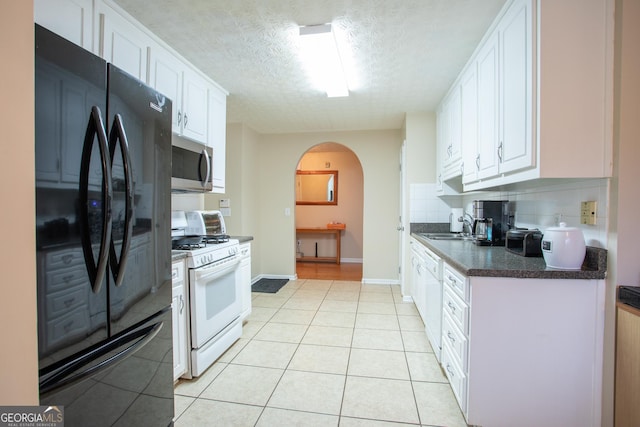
left=441, top=261, right=606, bottom=427
left=239, top=242, right=252, bottom=321
left=410, top=238, right=442, bottom=361
left=171, top=259, right=188, bottom=381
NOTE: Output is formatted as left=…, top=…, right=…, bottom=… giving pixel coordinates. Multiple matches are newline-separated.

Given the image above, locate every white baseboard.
left=403, top=295, right=413, bottom=303
left=361, top=278, right=401, bottom=286
left=340, top=258, right=363, bottom=263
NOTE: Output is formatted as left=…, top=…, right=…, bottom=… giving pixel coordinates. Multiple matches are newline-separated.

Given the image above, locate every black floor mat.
left=251, top=278, right=289, bottom=294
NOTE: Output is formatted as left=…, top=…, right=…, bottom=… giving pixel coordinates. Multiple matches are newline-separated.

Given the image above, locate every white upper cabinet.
left=34, top=0, right=94, bottom=52
left=498, top=0, right=533, bottom=175
left=181, top=67, right=209, bottom=144
left=442, top=86, right=462, bottom=180
left=475, top=32, right=500, bottom=181
left=149, top=44, right=222, bottom=147
left=208, top=86, right=227, bottom=193
left=438, top=0, right=612, bottom=192
left=460, top=63, right=479, bottom=184
left=36, top=0, right=230, bottom=191
left=97, top=2, right=152, bottom=83
left=148, top=45, right=183, bottom=132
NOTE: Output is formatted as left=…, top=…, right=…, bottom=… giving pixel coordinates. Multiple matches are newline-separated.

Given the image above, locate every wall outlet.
left=580, top=201, right=597, bottom=225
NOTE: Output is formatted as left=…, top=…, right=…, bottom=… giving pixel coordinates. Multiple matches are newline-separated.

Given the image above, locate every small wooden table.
left=296, top=227, right=342, bottom=264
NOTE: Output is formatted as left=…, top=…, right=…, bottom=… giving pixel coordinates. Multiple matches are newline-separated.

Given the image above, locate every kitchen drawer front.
left=442, top=341, right=468, bottom=414
left=46, top=247, right=84, bottom=269
left=47, top=265, right=88, bottom=293
left=239, top=242, right=251, bottom=258
left=442, top=310, right=468, bottom=371
left=45, top=306, right=90, bottom=350
left=171, top=259, right=185, bottom=285
left=443, top=263, right=468, bottom=301
left=46, top=286, right=88, bottom=318
left=422, top=246, right=441, bottom=278
left=443, top=285, right=469, bottom=334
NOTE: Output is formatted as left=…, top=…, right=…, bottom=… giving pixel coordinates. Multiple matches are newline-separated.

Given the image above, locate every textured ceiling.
left=114, top=0, right=507, bottom=134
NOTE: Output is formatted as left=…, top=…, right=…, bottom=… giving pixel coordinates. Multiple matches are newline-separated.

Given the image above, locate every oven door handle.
left=193, top=257, right=241, bottom=282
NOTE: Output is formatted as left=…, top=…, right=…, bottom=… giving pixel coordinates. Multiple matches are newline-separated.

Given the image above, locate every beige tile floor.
left=174, top=279, right=468, bottom=427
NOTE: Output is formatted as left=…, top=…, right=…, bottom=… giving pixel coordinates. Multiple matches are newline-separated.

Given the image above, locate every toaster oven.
left=505, top=229, right=543, bottom=257
left=184, top=210, right=227, bottom=236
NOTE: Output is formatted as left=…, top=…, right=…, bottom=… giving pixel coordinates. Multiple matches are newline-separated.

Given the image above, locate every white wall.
left=0, top=1, right=39, bottom=404
left=205, top=123, right=260, bottom=276
left=253, top=130, right=402, bottom=283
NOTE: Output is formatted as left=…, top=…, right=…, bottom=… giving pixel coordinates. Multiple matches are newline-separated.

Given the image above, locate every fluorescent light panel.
left=299, top=24, right=349, bottom=97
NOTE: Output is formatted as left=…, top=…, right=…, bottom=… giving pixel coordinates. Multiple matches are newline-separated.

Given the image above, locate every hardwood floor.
left=295, top=261, right=363, bottom=281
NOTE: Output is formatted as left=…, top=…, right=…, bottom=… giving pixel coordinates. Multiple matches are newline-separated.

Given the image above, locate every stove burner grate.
left=171, top=234, right=231, bottom=250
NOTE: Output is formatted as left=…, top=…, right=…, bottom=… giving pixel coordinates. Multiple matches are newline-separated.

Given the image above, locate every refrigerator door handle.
left=39, top=320, right=163, bottom=396
left=108, top=113, right=135, bottom=287
left=199, top=147, right=211, bottom=189
left=79, top=106, right=112, bottom=294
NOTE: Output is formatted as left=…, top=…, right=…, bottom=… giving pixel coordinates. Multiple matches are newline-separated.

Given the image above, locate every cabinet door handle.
left=184, top=113, right=188, bottom=127
left=446, top=364, right=455, bottom=378
left=475, top=154, right=480, bottom=170
left=62, top=255, right=73, bottom=264
left=64, top=298, right=75, bottom=308
left=447, top=331, right=456, bottom=344
left=460, top=162, right=464, bottom=175
left=179, top=295, right=185, bottom=315
left=447, top=301, right=456, bottom=313
left=177, top=111, right=182, bottom=125
left=498, top=141, right=503, bottom=163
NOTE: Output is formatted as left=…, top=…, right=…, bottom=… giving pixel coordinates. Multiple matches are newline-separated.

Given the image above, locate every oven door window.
left=190, top=259, right=241, bottom=348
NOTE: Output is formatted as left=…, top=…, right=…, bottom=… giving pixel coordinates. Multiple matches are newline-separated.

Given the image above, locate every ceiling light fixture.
left=299, top=23, right=349, bottom=98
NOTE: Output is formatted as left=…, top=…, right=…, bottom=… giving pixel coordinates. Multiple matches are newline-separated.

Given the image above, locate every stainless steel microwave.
left=171, top=138, right=213, bottom=192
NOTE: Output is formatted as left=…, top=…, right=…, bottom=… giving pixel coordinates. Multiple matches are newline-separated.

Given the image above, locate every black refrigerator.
left=35, top=24, right=174, bottom=426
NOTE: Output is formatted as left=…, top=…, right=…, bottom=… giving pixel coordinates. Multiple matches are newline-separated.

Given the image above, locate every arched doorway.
left=294, top=142, right=364, bottom=280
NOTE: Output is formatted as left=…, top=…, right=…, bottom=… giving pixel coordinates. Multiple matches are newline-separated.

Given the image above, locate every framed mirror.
left=296, top=170, right=338, bottom=205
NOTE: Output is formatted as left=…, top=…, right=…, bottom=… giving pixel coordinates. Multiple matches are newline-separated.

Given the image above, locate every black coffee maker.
left=472, top=200, right=511, bottom=246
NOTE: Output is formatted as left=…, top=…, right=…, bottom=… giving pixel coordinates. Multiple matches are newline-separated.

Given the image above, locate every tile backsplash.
left=409, top=183, right=453, bottom=223
left=410, top=179, right=609, bottom=249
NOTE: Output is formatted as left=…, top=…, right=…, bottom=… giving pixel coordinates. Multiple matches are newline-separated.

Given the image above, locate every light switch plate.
left=219, top=199, right=230, bottom=208
left=580, top=201, right=597, bottom=225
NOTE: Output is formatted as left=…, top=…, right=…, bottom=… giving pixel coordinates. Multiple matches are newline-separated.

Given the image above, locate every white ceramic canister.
left=541, top=222, right=586, bottom=270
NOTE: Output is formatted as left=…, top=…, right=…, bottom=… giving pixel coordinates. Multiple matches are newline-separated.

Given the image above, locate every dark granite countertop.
left=411, top=232, right=607, bottom=280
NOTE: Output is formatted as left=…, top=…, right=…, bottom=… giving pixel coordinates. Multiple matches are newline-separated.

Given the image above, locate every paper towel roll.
left=450, top=208, right=464, bottom=232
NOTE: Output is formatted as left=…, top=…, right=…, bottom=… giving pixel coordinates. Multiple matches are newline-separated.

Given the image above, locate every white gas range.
left=172, top=211, right=242, bottom=378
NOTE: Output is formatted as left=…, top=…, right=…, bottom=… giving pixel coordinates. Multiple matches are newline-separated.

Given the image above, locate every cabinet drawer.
left=441, top=341, right=467, bottom=414
left=47, top=265, right=88, bottom=293
left=422, top=248, right=440, bottom=278
left=443, top=285, right=469, bottom=334
left=239, top=243, right=251, bottom=258
left=171, top=260, right=185, bottom=285
left=46, top=248, right=84, bottom=269
left=46, top=286, right=88, bottom=318
left=442, top=310, right=468, bottom=371
left=46, top=306, right=89, bottom=350
left=443, top=264, right=468, bottom=301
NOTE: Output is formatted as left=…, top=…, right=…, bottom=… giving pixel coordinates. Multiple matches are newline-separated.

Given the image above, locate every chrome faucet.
left=462, top=212, right=475, bottom=237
